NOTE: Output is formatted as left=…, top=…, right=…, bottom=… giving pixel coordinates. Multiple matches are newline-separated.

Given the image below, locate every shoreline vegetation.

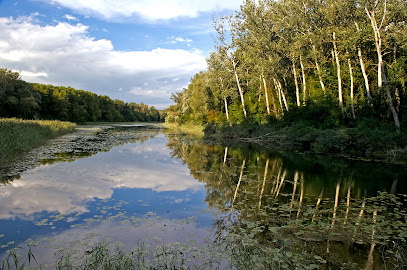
left=0, top=118, right=76, bottom=163
left=165, top=121, right=407, bottom=164
left=164, top=0, right=407, bottom=165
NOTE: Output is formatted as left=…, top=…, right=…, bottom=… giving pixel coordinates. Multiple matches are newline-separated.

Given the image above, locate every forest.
left=165, top=0, right=407, bottom=133
left=0, top=68, right=163, bottom=123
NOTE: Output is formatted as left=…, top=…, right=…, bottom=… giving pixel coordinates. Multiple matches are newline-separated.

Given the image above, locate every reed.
left=0, top=118, right=76, bottom=162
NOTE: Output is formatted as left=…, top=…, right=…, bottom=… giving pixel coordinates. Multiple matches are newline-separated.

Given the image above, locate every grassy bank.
left=163, top=122, right=205, bottom=136
left=204, top=120, right=407, bottom=163
left=0, top=118, right=76, bottom=163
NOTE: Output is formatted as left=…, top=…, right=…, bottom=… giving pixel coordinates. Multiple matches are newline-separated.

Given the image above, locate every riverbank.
left=163, top=122, right=205, bottom=136
left=201, top=121, right=407, bottom=164
left=0, top=118, right=76, bottom=163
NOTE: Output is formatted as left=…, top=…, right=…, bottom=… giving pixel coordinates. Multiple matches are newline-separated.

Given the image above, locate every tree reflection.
left=166, top=135, right=407, bottom=269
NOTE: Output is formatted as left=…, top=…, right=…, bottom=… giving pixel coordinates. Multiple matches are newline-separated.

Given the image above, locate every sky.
left=0, top=0, right=243, bottom=109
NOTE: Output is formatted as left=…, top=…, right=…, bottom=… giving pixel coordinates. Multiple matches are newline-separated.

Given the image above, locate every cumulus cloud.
left=0, top=15, right=206, bottom=108
left=43, top=0, right=242, bottom=21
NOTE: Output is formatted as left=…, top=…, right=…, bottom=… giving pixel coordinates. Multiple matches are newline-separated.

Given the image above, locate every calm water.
left=0, top=124, right=406, bottom=269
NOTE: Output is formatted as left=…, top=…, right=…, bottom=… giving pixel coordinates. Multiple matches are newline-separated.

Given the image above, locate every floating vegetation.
left=0, top=124, right=164, bottom=182
left=1, top=125, right=407, bottom=269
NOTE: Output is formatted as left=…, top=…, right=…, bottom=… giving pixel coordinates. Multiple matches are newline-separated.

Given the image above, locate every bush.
left=283, top=96, right=343, bottom=128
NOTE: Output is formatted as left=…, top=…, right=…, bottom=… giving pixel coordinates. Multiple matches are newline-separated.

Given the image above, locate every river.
left=0, top=124, right=406, bottom=269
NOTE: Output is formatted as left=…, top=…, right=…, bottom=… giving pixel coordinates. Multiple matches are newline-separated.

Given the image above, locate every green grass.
left=163, top=122, right=205, bottom=136
left=0, top=118, right=76, bottom=163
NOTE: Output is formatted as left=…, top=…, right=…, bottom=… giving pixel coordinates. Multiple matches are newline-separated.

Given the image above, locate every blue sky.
left=0, top=0, right=243, bottom=108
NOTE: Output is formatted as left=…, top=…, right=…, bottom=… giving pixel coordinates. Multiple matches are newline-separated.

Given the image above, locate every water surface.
left=1, top=124, right=406, bottom=269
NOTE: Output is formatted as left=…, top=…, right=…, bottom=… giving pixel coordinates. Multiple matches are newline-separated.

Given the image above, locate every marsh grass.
left=1, top=246, right=36, bottom=270
left=0, top=118, right=76, bottom=163
left=55, top=240, right=225, bottom=270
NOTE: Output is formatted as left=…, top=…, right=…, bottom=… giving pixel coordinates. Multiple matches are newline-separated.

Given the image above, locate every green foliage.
left=32, top=84, right=163, bottom=123
left=283, top=95, right=343, bottom=128
left=0, top=68, right=162, bottom=123
left=0, top=68, right=41, bottom=119
left=165, top=0, right=407, bottom=134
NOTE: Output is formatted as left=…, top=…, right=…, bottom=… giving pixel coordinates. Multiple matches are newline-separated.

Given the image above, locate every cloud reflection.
left=0, top=135, right=203, bottom=219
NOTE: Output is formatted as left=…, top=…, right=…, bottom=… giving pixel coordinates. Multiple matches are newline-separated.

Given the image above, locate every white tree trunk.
left=293, top=60, right=301, bottom=106
left=312, top=44, right=326, bottom=95
left=348, top=57, right=356, bottom=119
left=366, top=5, right=401, bottom=132
left=333, top=32, right=344, bottom=115
left=224, top=98, right=229, bottom=120
left=358, top=47, right=372, bottom=105
left=223, top=147, right=228, bottom=164
left=262, top=75, right=271, bottom=115
left=274, top=78, right=284, bottom=113
left=277, top=81, right=288, bottom=112
left=232, top=59, right=247, bottom=118
left=300, top=55, right=307, bottom=105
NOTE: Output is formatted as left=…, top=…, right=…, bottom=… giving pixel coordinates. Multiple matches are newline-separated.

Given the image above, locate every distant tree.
left=0, top=68, right=41, bottom=118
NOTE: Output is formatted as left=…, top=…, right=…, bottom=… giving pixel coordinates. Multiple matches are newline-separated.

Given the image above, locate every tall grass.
left=0, top=118, right=76, bottom=162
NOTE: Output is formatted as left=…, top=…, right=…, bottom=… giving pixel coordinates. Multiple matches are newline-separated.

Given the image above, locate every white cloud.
left=0, top=15, right=206, bottom=108
left=19, top=71, right=48, bottom=78
left=64, top=14, right=78, bottom=21
left=168, top=36, right=193, bottom=44
left=43, top=0, right=242, bottom=21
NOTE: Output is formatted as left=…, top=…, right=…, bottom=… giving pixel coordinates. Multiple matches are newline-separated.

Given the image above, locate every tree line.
left=165, top=0, right=407, bottom=132
left=0, top=68, right=164, bottom=123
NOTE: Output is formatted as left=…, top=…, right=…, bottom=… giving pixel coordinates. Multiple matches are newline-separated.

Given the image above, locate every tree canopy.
left=0, top=68, right=163, bottom=123
left=166, top=0, right=407, bottom=132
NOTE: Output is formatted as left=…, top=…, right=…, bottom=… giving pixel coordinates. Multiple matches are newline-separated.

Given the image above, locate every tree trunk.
left=348, top=57, right=356, bottom=119
left=300, top=55, right=307, bottom=105
left=312, top=44, right=326, bottom=95
left=358, top=47, right=372, bottom=105
left=366, top=5, right=401, bottom=132
left=275, top=79, right=289, bottom=112
left=232, top=58, right=247, bottom=118
left=262, top=75, right=271, bottom=115
left=355, top=21, right=372, bottom=105
left=333, top=32, right=344, bottom=115
left=293, top=61, right=301, bottom=107
left=224, top=98, right=229, bottom=120
left=274, top=79, right=284, bottom=113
